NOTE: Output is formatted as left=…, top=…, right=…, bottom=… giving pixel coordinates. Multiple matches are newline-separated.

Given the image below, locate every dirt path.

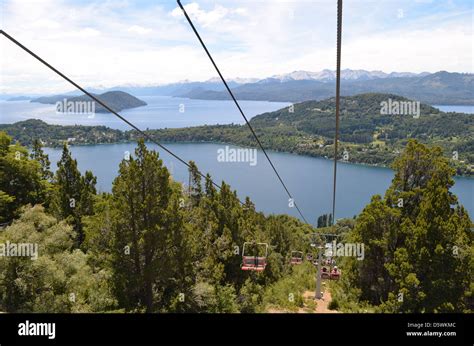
left=307, top=289, right=338, bottom=313
left=267, top=286, right=339, bottom=313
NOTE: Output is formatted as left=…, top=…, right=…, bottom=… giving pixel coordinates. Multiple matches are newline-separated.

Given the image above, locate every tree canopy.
left=0, top=132, right=471, bottom=313
left=336, top=140, right=472, bottom=312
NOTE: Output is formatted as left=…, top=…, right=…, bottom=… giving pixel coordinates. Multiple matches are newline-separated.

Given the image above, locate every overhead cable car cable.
left=177, top=0, right=309, bottom=224
left=0, top=30, right=247, bottom=206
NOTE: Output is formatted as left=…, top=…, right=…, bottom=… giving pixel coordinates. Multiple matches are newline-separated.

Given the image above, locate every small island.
left=30, top=90, right=147, bottom=113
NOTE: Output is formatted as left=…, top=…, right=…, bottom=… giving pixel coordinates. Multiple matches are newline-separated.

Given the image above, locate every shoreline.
left=43, top=139, right=474, bottom=180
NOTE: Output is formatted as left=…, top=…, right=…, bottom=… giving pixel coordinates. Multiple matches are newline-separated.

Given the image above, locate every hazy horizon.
left=1, top=68, right=472, bottom=98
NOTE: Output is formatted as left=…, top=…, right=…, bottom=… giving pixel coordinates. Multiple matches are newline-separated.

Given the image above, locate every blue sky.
left=0, top=0, right=472, bottom=94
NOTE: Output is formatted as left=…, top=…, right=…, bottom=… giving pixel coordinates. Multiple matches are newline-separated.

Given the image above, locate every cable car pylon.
left=331, top=0, right=343, bottom=226
left=312, top=0, right=344, bottom=300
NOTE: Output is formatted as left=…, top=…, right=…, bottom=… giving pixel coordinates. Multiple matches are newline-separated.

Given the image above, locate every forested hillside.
left=150, top=93, right=474, bottom=175
left=2, top=93, right=473, bottom=176
left=0, top=119, right=129, bottom=147
left=0, top=131, right=472, bottom=313
left=0, top=132, right=314, bottom=312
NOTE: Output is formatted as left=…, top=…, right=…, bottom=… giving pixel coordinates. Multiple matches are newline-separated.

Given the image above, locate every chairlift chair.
left=330, top=266, right=341, bottom=280
left=290, top=251, right=304, bottom=265
left=321, top=265, right=331, bottom=279
left=241, top=242, right=268, bottom=272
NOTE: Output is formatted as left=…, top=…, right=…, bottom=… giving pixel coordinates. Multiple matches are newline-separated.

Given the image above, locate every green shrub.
left=328, top=298, right=339, bottom=310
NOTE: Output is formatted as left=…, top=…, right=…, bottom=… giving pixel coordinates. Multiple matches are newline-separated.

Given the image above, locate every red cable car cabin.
left=330, top=266, right=341, bottom=280
left=290, top=251, right=304, bottom=265
left=241, top=242, right=268, bottom=272
left=321, top=265, right=331, bottom=279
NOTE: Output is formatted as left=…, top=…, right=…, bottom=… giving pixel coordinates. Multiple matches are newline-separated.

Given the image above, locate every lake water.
left=0, top=96, right=290, bottom=130
left=432, top=105, right=474, bottom=114
left=43, top=142, right=473, bottom=225
left=1, top=99, right=471, bottom=131
left=2, top=97, right=473, bottom=223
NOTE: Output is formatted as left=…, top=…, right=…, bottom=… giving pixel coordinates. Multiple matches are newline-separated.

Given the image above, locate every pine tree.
left=30, top=139, right=53, bottom=181
left=204, top=173, right=216, bottom=199
left=317, top=213, right=332, bottom=228
left=345, top=140, right=472, bottom=312
left=53, top=143, right=82, bottom=218
left=80, top=170, right=97, bottom=216
left=52, top=143, right=96, bottom=246
left=110, top=139, right=192, bottom=312
left=188, top=160, right=202, bottom=207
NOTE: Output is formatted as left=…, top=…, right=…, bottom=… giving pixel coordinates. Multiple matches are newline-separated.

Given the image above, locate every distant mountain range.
left=2, top=70, right=472, bottom=105
left=104, top=70, right=474, bottom=105
left=259, top=69, right=430, bottom=83
left=178, top=71, right=474, bottom=105
left=30, top=91, right=147, bottom=113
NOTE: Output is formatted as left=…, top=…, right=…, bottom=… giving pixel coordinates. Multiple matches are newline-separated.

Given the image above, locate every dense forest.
left=0, top=130, right=472, bottom=313
left=2, top=93, right=473, bottom=175
left=0, top=132, right=314, bottom=312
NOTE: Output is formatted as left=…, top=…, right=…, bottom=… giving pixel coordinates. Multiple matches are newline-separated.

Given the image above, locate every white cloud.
left=128, top=25, right=152, bottom=35
left=0, top=0, right=472, bottom=94
left=73, top=28, right=101, bottom=38
left=171, top=2, right=246, bottom=27
left=30, top=19, right=61, bottom=30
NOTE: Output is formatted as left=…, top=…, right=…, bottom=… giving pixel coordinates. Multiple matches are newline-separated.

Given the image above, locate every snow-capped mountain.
left=206, top=77, right=259, bottom=84
left=15, top=69, right=437, bottom=100
left=260, top=69, right=430, bottom=83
